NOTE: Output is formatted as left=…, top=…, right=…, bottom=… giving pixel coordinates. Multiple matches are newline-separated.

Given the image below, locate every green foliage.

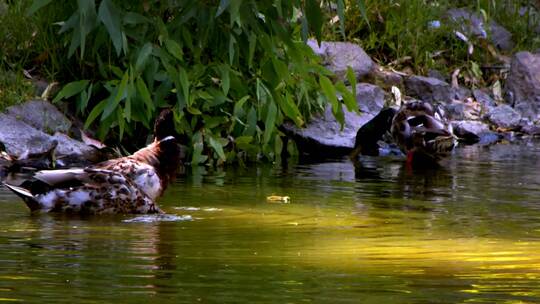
left=27, top=0, right=354, bottom=166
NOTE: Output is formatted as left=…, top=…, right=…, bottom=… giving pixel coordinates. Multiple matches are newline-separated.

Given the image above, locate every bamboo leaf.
left=320, top=75, right=338, bottom=111
left=346, top=66, right=357, bottom=97
left=209, top=136, right=226, bottom=161
left=84, top=98, right=108, bottom=128
left=356, top=0, right=370, bottom=27
left=53, top=80, right=89, bottom=103
left=165, top=39, right=183, bottom=61
left=216, top=0, right=230, bottom=17
left=263, top=101, right=277, bottom=144
left=178, top=68, right=190, bottom=106
left=135, top=43, right=153, bottom=72
left=98, top=0, right=123, bottom=56
left=336, top=82, right=357, bottom=113
left=337, top=0, right=345, bottom=38
left=305, top=0, right=323, bottom=43
left=26, top=0, right=53, bottom=16
left=103, top=71, right=129, bottom=120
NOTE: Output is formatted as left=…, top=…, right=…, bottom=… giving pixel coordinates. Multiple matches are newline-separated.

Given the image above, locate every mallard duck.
left=391, top=101, right=456, bottom=166
left=3, top=109, right=183, bottom=214
left=350, top=108, right=399, bottom=158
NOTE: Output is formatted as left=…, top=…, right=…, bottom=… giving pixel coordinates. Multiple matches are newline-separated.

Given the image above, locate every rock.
left=0, top=113, right=57, bottom=158
left=6, top=100, right=71, bottom=134
left=451, top=120, right=490, bottom=144
left=505, top=52, right=540, bottom=121
left=51, top=132, right=100, bottom=162
left=446, top=8, right=514, bottom=51
left=355, top=83, right=386, bottom=114
left=485, top=104, right=522, bottom=129
left=307, top=39, right=374, bottom=80
left=282, top=83, right=385, bottom=157
left=443, top=98, right=481, bottom=121
left=473, top=88, right=497, bottom=109
left=521, top=124, right=540, bottom=135
left=427, top=69, right=447, bottom=82
left=404, top=76, right=454, bottom=103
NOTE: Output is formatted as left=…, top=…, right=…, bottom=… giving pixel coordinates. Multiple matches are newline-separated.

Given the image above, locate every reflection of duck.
left=391, top=101, right=456, bottom=166
left=3, top=109, right=183, bottom=214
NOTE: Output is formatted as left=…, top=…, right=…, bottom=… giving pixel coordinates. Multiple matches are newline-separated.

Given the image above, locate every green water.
left=1, top=143, right=540, bottom=303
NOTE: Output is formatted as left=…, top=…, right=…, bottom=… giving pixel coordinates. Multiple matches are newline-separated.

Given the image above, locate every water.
left=1, top=142, right=540, bottom=303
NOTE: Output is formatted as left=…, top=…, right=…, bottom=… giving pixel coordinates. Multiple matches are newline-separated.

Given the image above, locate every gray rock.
left=0, top=113, right=57, bottom=158
left=355, top=83, right=386, bottom=114
left=307, top=39, right=374, bottom=80
left=505, top=51, right=540, bottom=120
left=473, top=88, right=497, bottom=108
left=6, top=100, right=71, bottom=134
left=452, top=120, right=490, bottom=137
left=282, top=83, right=385, bottom=157
left=485, top=104, right=522, bottom=129
left=446, top=8, right=514, bottom=51
left=427, top=69, right=447, bottom=82
left=404, top=76, right=454, bottom=103
left=51, top=132, right=100, bottom=162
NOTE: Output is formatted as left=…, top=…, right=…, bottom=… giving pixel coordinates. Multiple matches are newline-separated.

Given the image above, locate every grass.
left=325, top=0, right=540, bottom=80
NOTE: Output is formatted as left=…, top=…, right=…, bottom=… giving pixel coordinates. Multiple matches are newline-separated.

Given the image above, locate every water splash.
left=123, top=214, right=193, bottom=223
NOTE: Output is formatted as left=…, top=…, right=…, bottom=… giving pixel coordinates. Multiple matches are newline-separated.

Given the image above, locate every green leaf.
left=136, top=77, right=153, bottom=110
left=123, top=12, right=149, bottom=25
left=103, top=71, right=129, bottom=120
left=26, top=0, right=53, bottom=16
left=165, top=39, right=183, bottom=61
left=356, top=0, right=370, bottom=27
left=178, top=68, right=190, bottom=106
left=320, top=75, right=338, bottom=112
left=346, top=66, right=357, bottom=96
left=98, top=0, right=123, bottom=56
left=336, top=82, right=357, bottom=113
left=209, top=136, right=226, bottom=161
left=263, top=101, right=277, bottom=144
left=248, top=33, right=256, bottom=69
left=135, top=43, right=153, bottom=72
left=234, top=95, right=250, bottom=118
left=53, top=80, right=89, bottom=103
left=337, top=0, right=345, bottom=38
left=219, top=65, right=230, bottom=96
left=84, top=98, right=108, bottom=129
left=305, top=0, right=323, bottom=43
left=216, top=0, right=230, bottom=17
left=279, top=92, right=304, bottom=126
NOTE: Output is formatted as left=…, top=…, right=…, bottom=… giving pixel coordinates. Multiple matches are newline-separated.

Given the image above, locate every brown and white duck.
left=391, top=101, right=457, bottom=167
left=3, top=109, right=183, bottom=214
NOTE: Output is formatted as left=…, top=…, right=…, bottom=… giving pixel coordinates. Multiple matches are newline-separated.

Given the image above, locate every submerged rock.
left=307, top=39, right=374, bottom=80
left=451, top=120, right=491, bottom=144
left=505, top=52, right=540, bottom=121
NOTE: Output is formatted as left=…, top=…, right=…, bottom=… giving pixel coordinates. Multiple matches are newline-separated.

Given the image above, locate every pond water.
left=1, top=141, right=540, bottom=303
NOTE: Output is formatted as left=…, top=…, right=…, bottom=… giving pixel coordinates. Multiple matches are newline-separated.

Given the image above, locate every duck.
left=350, top=108, right=398, bottom=158
left=391, top=101, right=457, bottom=167
left=2, top=109, right=183, bottom=214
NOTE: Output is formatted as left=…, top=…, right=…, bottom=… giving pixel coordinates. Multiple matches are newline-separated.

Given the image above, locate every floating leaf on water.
left=266, top=195, right=291, bottom=203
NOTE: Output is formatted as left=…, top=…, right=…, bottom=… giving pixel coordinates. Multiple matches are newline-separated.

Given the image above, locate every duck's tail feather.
left=2, top=183, right=40, bottom=211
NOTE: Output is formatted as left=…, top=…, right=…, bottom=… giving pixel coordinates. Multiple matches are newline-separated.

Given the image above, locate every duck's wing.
left=34, top=168, right=88, bottom=186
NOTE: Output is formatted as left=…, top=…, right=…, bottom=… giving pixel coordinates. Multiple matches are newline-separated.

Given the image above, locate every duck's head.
left=154, top=109, right=179, bottom=141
